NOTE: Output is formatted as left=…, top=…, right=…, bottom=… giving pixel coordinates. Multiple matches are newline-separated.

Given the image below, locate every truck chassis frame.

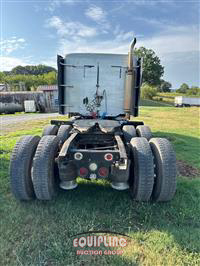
left=10, top=116, right=177, bottom=202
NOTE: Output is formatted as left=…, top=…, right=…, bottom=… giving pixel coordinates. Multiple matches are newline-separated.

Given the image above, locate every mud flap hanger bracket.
left=114, top=134, right=128, bottom=170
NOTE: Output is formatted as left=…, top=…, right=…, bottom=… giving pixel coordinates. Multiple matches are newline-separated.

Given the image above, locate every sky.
left=0, top=0, right=199, bottom=88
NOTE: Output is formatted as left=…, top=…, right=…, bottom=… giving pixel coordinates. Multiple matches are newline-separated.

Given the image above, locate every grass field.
left=140, top=99, right=173, bottom=107
left=0, top=107, right=200, bottom=265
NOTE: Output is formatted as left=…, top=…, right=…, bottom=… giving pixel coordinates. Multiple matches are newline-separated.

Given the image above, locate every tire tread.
left=32, top=135, right=60, bottom=200
left=130, top=137, right=154, bottom=201
left=123, top=125, right=136, bottom=142
left=150, top=138, right=176, bottom=201
left=42, top=125, right=58, bottom=136
left=57, top=125, right=72, bottom=144
left=10, top=135, right=40, bottom=200
left=136, top=125, right=152, bottom=140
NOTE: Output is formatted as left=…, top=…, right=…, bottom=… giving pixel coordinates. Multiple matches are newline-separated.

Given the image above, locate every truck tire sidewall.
left=42, top=125, right=58, bottom=136
left=10, top=135, right=40, bottom=200
left=32, top=136, right=60, bottom=200
left=149, top=138, right=176, bottom=201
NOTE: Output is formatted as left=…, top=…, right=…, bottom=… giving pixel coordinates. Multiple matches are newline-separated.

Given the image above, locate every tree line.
left=0, top=65, right=57, bottom=91
left=4, top=64, right=56, bottom=76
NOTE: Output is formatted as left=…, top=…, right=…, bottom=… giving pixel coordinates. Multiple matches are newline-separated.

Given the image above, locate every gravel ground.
left=0, top=113, right=61, bottom=127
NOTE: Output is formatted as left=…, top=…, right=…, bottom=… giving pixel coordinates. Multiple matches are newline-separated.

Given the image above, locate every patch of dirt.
left=177, top=160, right=200, bottom=178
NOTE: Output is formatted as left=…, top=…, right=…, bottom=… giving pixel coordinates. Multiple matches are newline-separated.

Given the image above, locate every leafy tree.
left=177, top=83, right=189, bottom=93
left=3, top=71, right=57, bottom=91
left=8, top=64, right=57, bottom=75
left=141, top=83, right=157, bottom=99
left=42, top=71, right=57, bottom=85
left=158, top=79, right=172, bottom=92
left=187, top=86, right=200, bottom=96
left=0, top=72, right=6, bottom=82
left=11, top=66, right=28, bottom=75
left=135, top=47, right=164, bottom=86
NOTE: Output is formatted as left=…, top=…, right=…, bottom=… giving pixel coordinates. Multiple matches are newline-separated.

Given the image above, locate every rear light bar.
left=79, top=167, right=88, bottom=177
left=74, top=152, right=83, bottom=160
left=98, top=167, right=109, bottom=177
left=89, top=163, right=98, bottom=171
left=104, top=153, right=113, bottom=161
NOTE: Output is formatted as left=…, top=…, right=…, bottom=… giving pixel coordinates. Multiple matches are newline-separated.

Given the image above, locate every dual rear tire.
left=149, top=138, right=176, bottom=201
left=42, top=125, right=58, bottom=136
left=57, top=125, right=72, bottom=144
left=32, top=136, right=60, bottom=200
left=10, top=135, right=40, bottom=200
left=42, top=124, right=72, bottom=144
left=130, top=137, right=176, bottom=202
left=136, top=125, right=152, bottom=140
left=10, top=124, right=72, bottom=201
left=10, top=135, right=60, bottom=201
left=123, top=125, right=152, bottom=142
left=130, top=138, right=154, bottom=201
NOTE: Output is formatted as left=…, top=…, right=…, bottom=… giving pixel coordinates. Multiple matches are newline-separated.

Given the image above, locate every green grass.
left=134, top=107, right=200, bottom=168
left=140, top=99, right=173, bottom=107
left=0, top=107, right=200, bottom=265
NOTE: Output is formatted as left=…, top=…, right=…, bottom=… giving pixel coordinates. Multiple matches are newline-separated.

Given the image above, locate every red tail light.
left=104, top=153, right=113, bottom=161
left=98, top=167, right=109, bottom=177
left=79, top=167, right=88, bottom=177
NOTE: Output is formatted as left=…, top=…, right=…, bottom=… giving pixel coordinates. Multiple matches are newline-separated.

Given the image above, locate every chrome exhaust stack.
left=124, top=37, right=137, bottom=119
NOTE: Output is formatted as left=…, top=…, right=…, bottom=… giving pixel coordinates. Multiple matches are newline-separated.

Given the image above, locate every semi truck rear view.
left=10, top=38, right=176, bottom=202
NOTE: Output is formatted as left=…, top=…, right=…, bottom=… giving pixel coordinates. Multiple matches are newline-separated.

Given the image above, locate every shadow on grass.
left=1, top=132, right=200, bottom=265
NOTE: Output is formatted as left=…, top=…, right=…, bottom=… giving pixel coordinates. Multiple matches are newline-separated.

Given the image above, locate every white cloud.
left=47, top=17, right=199, bottom=88
left=133, top=0, right=176, bottom=7
left=47, top=0, right=75, bottom=12
left=46, top=14, right=199, bottom=58
left=85, top=5, right=106, bottom=22
left=41, top=57, right=57, bottom=69
left=46, top=16, right=97, bottom=37
left=57, top=25, right=199, bottom=56
left=113, top=25, right=134, bottom=41
left=135, top=17, right=168, bottom=29
left=0, top=55, right=57, bottom=71
left=0, top=37, right=26, bottom=55
left=0, top=56, right=30, bottom=71
left=139, top=25, right=199, bottom=56
left=85, top=5, right=110, bottom=31
left=133, top=0, right=157, bottom=6
left=58, top=37, right=128, bottom=55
